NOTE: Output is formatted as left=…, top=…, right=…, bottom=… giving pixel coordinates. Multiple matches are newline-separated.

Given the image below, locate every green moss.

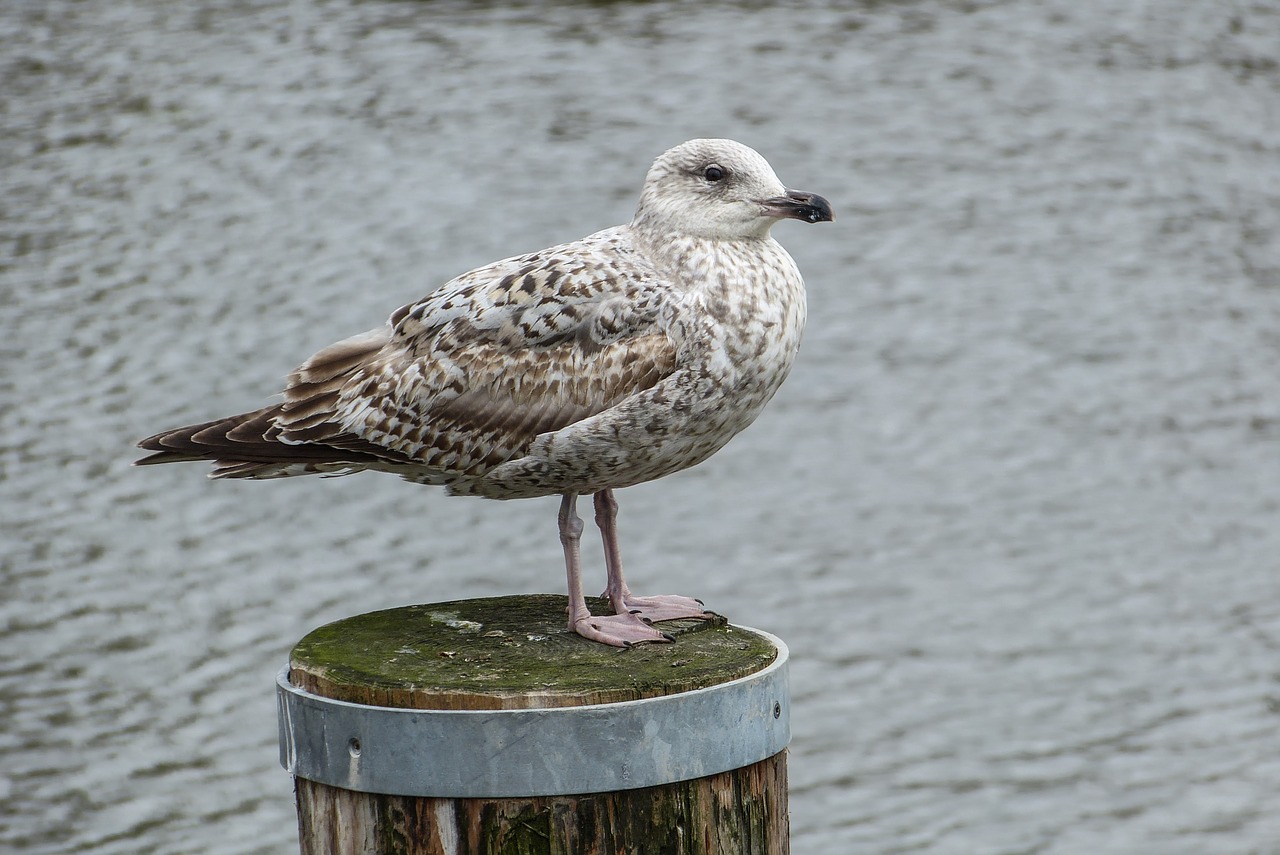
left=290, top=595, right=777, bottom=707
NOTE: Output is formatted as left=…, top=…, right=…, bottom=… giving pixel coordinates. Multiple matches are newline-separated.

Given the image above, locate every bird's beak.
left=758, top=189, right=835, bottom=224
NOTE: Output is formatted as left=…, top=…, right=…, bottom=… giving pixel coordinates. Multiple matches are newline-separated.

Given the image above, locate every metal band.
left=277, top=628, right=789, bottom=797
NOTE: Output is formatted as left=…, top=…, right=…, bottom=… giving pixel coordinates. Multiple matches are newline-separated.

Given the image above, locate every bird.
left=137, top=138, right=833, bottom=647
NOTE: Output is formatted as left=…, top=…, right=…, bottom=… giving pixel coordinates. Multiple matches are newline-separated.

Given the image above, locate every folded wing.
left=138, top=235, right=679, bottom=484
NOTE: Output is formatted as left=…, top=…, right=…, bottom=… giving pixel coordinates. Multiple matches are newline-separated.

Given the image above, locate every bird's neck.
left=631, top=226, right=784, bottom=294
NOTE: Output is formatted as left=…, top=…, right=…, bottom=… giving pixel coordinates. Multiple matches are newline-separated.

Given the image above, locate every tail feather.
left=135, top=405, right=404, bottom=479
left=135, top=327, right=419, bottom=480
left=136, top=409, right=272, bottom=464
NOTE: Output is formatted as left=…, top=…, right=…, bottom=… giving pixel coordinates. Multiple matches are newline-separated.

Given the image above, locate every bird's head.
left=634, top=138, right=834, bottom=241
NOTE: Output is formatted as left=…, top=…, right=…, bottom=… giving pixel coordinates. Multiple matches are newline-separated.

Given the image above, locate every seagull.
left=137, top=138, right=833, bottom=647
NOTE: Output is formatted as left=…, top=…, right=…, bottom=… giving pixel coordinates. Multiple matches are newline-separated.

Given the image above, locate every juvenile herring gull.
left=137, top=138, right=833, bottom=647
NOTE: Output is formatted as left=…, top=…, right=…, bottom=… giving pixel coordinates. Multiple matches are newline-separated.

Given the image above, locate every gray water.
left=4, top=1, right=1279, bottom=852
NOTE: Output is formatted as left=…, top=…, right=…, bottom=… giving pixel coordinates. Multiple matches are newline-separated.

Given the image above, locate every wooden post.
left=278, top=594, right=790, bottom=854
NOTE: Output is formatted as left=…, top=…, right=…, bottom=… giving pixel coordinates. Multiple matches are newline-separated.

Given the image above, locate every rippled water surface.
left=4, top=1, right=1280, bottom=852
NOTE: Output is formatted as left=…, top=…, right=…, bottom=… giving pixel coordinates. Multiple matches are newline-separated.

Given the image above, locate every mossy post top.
left=288, top=594, right=781, bottom=710
left=279, top=595, right=791, bottom=797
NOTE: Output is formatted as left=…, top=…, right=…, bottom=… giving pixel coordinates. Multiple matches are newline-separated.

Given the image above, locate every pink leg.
left=559, top=494, right=673, bottom=647
left=593, top=489, right=713, bottom=623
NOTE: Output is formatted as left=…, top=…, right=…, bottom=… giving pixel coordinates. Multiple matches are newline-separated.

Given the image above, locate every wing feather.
left=272, top=231, right=679, bottom=480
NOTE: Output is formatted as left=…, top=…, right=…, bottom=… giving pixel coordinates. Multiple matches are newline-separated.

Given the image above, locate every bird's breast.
left=676, top=240, right=808, bottom=403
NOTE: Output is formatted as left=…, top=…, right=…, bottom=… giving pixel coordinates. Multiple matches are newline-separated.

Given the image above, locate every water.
left=3, top=1, right=1279, bottom=852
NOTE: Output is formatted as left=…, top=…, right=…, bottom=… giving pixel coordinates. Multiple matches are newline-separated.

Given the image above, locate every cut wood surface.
left=288, top=594, right=778, bottom=710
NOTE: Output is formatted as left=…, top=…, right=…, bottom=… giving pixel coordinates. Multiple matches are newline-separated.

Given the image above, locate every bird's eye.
left=703, top=165, right=726, bottom=182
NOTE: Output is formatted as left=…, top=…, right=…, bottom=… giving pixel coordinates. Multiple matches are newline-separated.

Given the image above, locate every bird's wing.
left=276, top=230, right=679, bottom=476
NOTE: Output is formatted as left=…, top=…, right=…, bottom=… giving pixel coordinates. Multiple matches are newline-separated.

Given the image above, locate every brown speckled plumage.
left=138, top=139, right=833, bottom=646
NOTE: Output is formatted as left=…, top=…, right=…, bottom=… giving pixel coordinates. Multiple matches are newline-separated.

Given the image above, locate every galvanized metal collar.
left=278, top=628, right=789, bottom=797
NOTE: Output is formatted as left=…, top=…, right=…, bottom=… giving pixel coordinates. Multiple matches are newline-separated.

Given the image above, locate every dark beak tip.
left=768, top=190, right=835, bottom=224
left=805, top=193, right=835, bottom=224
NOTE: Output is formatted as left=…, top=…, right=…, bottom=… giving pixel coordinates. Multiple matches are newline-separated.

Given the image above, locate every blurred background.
left=3, top=1, right=1279, bottom=852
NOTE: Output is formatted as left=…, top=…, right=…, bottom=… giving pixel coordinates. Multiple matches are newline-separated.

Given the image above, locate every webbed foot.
left=571, top=610, right=676, bottom=647
left=614, top=593, right=715, bottom=624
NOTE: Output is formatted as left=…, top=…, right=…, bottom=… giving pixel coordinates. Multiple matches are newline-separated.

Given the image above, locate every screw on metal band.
left=277, top=628, right=790, bottom=797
